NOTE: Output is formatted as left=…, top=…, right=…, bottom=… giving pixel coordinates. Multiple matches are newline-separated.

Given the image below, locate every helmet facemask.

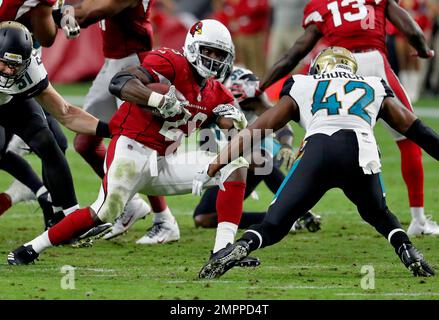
left=191, top=42, right=234, bottom=82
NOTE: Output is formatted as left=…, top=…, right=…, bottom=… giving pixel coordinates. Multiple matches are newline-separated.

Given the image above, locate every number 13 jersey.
left=303, top=0, right=391, bottom=54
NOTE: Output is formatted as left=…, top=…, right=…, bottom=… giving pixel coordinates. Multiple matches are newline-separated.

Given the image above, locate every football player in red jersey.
left=7, top=20, right=253, bottom=267
left=69, top=0, right=177, bottom=243
left=259, top=0, right=439, bottom=236
left=0, top=0, right=79, bottom=47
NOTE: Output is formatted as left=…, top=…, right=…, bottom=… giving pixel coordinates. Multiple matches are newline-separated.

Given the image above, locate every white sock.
left=153, top=207, right=173, bottom=224
left=410, top=207, right=426, bottom=224
left=25, top=230, right=52, bottom=254
left=409, top=71, right=420, bottom=103
left=213, top=222, right=238, bottom=253
left=399, top=71, right=409, bottom=89
left=63, top=204, right=79, bottom=216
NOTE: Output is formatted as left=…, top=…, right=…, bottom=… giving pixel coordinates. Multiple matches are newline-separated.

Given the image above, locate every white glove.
left=60, top=6, right=80, bottom=39
left=52, top=0, right=65, bottom=10
left=213, top=104, right=248, bottom=130
left=158, top=85, right=185, bottom=118
left=276, top=144, right=295, bottom=170
left=192, top=166, right=224, bottom=196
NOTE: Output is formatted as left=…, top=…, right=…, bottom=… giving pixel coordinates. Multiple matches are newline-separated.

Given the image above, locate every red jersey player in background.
left=259, top=0, right=439, bottom=236
left=70, top=0, right=178, bottom=243
left=7, top=20, right=253, bottom=267
left=0, top=0, right=79, bottom=47
left=391, top=0, right=434, bottom=102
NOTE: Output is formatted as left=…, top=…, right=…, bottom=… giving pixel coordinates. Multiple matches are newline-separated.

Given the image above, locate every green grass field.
left=1, top=83, right=439, bottom=300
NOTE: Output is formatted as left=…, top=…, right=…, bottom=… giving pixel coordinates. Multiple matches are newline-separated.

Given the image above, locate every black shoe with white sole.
left=7, top=245, right=39, bottom=265
left=397, top=243, right=435, bottom=277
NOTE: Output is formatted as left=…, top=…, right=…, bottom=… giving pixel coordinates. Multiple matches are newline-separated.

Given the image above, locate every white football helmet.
left=183, top=19, right=235, bottom=82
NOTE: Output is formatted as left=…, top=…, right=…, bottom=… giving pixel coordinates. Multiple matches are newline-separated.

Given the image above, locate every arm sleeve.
left=279, top=77, right=295, bottom=99
left=404, top=119, right=439, bottom=161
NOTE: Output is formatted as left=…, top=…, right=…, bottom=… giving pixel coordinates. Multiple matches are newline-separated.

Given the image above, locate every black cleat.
left=292, top=211, right=322, bottom=232
left=37, top=191, right=54, bottom=230
left=397, top=243, right=435, bottom=277
left=300, top=211, right=322, bottom=232
left=7, top=245, right=39, bottom=265
left=236, top=256, right=261, bottom=268
left=199, top=240, right=251, bottom=279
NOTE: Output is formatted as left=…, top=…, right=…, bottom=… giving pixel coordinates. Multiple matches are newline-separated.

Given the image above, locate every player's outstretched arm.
left=207, top=95, right=299, bottom=177
left=380, top=97, right=439, bottom=160
left=35, top=84, right=109, bottom=136
left=386, top=0, right=434, bottom=58
left=259, top=25, right=322, bottom=91
left=73, top=0, right=138, bottom=27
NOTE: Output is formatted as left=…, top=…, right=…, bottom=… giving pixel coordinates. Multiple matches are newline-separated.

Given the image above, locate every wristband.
left=148, top=92, right=164, bottom=108
left=96, top=120, right=111, bottom=138
left=52, top=9, right=62, bottom=27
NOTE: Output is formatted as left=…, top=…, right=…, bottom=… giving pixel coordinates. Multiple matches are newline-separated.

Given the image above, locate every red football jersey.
left=303, top=0, right=389, bottom=54
left=109, top=47, right=234, bottom=156
left=99, top=0, right=154, bottom=59
left=0, top=0, right=56, bottom=21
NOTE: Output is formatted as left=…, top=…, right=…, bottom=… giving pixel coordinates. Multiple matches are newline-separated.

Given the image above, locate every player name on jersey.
left=313, top=71, right=365, bottom=80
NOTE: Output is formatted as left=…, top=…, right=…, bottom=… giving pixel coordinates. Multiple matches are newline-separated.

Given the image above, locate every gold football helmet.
left=309, top=46, right=358, bottom=75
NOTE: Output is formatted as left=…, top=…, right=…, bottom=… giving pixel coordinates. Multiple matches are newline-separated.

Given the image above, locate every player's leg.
left=342, top=171, right=434, bottom=277
left=1, top=99, right=78, bottom=218
left=7, top=136, right=149, bottom=264
left=74, top=57, right=166, bottom=238
left=198, top=135, right=330, bottom=278
left=380, top=53, right=438, bottom=235
left=356, top=51, right=435, bottom=235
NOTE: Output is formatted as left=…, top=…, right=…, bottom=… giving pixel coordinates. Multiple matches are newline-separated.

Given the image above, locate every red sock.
left=148, top=196, right=168, bottom=212
left=74, top=134, right=107, bottom=178
left=397, top=139, right=424, bottom=207
left=48, top=207, right=96, bottom=245
left=216, top=181, right=246, bottom=225
left=0, top=193, right=12, bottom=216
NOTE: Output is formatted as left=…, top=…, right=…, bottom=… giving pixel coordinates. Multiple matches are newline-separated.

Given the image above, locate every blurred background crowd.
left=44, top=0, right=439, bottom=102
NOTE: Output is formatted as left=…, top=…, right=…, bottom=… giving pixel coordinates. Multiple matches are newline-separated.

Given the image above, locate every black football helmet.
left=0, top=21, right=33, bottom=88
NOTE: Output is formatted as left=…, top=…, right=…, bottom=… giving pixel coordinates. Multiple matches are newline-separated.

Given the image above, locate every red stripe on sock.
left=397, top=139, right=424, bottom=207
left=216, top=181, right=246, bottom=225
left=48, top=207, right=96, bottom=245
